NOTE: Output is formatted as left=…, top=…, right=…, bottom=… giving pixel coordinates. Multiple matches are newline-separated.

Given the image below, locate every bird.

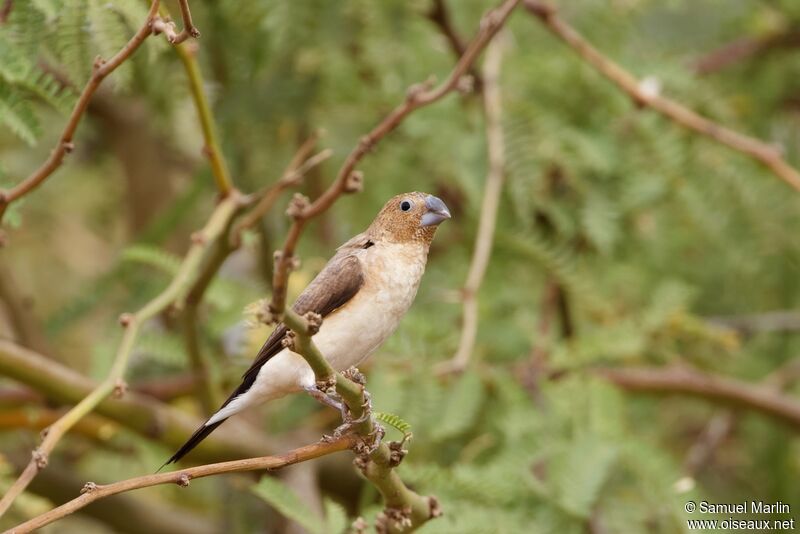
left=163, top=192, right=451, bottom=466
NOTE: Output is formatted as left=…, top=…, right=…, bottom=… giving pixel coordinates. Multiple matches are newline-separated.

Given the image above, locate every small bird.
left=164, top=192, right=451, bottom=465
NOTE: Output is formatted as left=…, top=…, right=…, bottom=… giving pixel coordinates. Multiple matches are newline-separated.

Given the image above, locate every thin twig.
left=437, top=32, right=508, bottom=376
left=0, top=0, right=162, bottom=224
left=236, top=145, right=333, bottom=234
left=426, top=0, right=484, bottom=92
left=173, top=0, right=201, bottom=44
left=0, top=0, right=12, bottom=24
left=6, top=436, right=356, bottom=534
left=173, top=43, right=234, bottom=196
left=0, top=193, right=246, bottom=517
left=693, top=29, right=800, bottom=75
left=522, top=1, right=800, bottom=193
left=597, top=365, right=800, bottom=431
left=269, top=0, right=521, bottom=318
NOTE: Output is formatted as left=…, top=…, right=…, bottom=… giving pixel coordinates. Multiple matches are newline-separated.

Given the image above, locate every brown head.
left=366, top=192, right=451, bottom=245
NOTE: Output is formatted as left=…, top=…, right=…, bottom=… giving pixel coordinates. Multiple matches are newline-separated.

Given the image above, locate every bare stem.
left=523, top=1, right=800, bottom=192
left=437, top=33, right=508, bottom=376
left=598, top=365, right=800, bottom=430
left=7, top=436, right=356, bottom=534
left=174, top=44, right=234, bottom=196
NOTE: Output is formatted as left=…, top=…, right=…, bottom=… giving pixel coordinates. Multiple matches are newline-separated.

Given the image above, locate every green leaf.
left=550, top=437, right=618, bottom=518
left=323, top=498, right=348, bottom=534
left=121, top=244, right=182, bottom=276
left=0, top=82, right=42, bottom=145
left=374, top=411, right=413, bottom=439
left=432, top=371, right=484, bottom=441
left=252, top=477, right=325, bottom=534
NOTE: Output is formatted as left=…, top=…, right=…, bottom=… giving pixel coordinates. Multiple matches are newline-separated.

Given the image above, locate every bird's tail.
left=158, top=418, right=228, bottom=471
left=160, top=379, right=254, bottom=470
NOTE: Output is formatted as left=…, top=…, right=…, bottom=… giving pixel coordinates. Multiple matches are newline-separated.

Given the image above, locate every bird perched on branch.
left=165, top=192, right=451, bottom=465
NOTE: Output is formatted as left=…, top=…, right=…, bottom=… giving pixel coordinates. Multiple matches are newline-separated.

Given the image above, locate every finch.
left=165, top=192, right=451, bottom=465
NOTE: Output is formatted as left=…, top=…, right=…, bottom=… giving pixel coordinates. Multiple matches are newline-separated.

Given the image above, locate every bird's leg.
left=303, top=383, right=345, bottom=416
left=332, top=390, right=374, bottom=438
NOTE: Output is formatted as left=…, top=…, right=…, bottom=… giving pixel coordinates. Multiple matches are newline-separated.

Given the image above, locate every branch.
left=693, top=29, right=800, bottom=75
left=152, top=0, right=201, bottom=45
left=7, top=453, right=220, bottom=534
left=426, top=0, right=484, bottom=91
left=268, top=0, right=522, bottom=317
left=0, top=0, right=162, bottom=225
left=8, top=436, right=357, bottom=534
left=173, top=43, right=234, bottom=196
left=522, top=1, right=800, bottom=193
left=597, top=365, right=800, bottom=431
left=281, top=311, right=439, bottom=533
left=235, top=137, right=333, bottom=235
left=437, top=32, right=507, bottom=376
left=0, top=192, right=247, bottom=517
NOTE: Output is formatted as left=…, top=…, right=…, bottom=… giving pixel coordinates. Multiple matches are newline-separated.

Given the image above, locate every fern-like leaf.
left=374, top=411, right=413, bottom=439
left=252, top=477, right=325, bottom=534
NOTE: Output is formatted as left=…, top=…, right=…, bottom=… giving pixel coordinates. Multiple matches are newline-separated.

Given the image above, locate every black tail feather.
left=161, top=370, right=258, bottom=471
left=159, top=418, right=228, bottom=471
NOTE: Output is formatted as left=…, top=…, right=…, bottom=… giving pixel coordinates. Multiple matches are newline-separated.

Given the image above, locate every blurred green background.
left=1, top=0, right=800, bottom=532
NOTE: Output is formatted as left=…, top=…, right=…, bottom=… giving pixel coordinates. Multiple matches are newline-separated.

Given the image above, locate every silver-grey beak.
left=420, top=195, right=451, bottom=227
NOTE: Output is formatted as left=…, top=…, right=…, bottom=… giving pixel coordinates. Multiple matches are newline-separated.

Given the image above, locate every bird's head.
left=367, top=191, right=451, bottom=245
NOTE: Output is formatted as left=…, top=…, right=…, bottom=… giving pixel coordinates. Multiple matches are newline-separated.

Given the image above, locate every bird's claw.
left=304, top=385, right=345, bottom=413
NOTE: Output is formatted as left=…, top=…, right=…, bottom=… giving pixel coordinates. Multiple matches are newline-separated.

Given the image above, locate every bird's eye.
left=400, top=200, right=412, bottom=212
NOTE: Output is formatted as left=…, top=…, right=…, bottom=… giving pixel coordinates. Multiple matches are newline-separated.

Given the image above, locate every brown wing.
left=240, top=252, right=365, bottom=386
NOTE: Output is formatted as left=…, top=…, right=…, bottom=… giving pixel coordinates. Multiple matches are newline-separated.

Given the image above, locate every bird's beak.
left=420, top=195, right=452, bottom=227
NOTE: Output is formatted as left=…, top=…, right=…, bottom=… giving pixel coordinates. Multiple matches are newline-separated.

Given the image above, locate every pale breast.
left=312, top=240, right=428, bottom=370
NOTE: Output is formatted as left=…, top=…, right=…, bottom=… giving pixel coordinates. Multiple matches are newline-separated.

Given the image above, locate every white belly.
left=207, top=241, right=427, bottom=424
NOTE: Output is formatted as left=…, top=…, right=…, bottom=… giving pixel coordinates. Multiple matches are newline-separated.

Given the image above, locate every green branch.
left=282, top=309, right=439, bottom=533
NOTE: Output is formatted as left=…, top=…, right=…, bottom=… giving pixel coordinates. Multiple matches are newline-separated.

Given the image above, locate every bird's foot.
left=303, top=385, right=345, bottom=414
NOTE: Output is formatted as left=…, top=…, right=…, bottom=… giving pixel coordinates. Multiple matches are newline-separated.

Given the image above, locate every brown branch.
left=155, top=0, right=200, bottom=45
left=693, top=29, right=800, bottom=75
left=236, top=141, right=333, bottom=235
left=7, top=452, right=218, bottom=534
left=426, top=0, right=484, bottom=92
left=437, top=32, right=508, bottom=376
left=269, top=0, right=521, bottom=318
left=597, top=365, right=800, bottom=431
left=7, top=436, right=357, bottom=534
left=522, top=1, right=800, bottom=193
left=0, top=0, right=161, bottom=224
left=0, top=0, right=12, bottom=24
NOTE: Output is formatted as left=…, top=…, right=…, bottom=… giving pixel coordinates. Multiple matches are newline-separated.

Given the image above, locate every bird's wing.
left=240, top=249, right=366, bottom=386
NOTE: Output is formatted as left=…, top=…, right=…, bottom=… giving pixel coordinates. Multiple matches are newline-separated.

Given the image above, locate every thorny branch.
left=0, top=0, right=202, bottom=227
left=437, top=32, right=508, bottom=376
left=523, top=0, right=800, bottom=193
left=7, top=436, right=357, bottom=534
